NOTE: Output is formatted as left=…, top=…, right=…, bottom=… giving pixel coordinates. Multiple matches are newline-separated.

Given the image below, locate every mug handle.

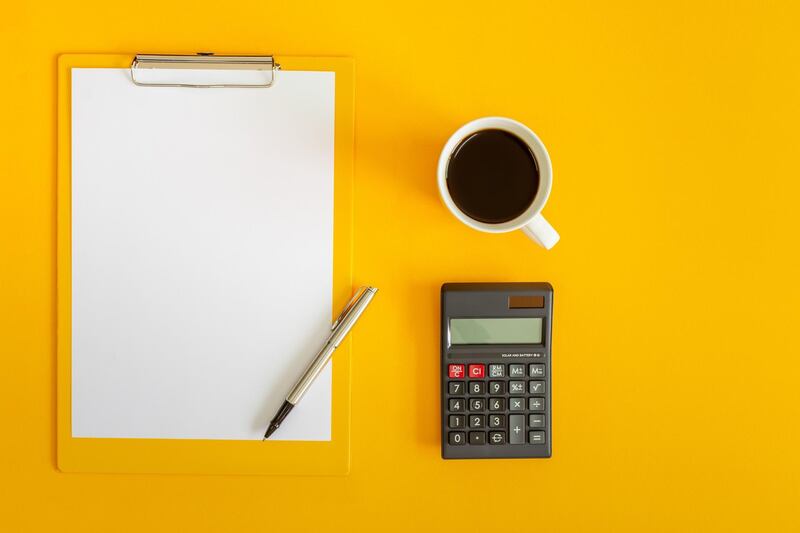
left=521, top=213, right=560, bottom=249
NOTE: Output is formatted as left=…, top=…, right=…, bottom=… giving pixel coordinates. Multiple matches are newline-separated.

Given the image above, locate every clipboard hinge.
left=130, top=53, right=280, bottom=88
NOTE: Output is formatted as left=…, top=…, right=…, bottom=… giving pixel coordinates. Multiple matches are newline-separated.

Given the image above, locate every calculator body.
left=441, top=283, right=553, bottom=459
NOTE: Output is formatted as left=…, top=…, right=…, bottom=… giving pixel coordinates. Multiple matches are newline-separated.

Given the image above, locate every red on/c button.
left=468, top=364, right=485, bottom=378
left=448, top=364, right=465, bottom=378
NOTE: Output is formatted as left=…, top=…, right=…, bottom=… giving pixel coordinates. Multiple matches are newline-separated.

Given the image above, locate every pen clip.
left=331, top=287, right=367, bottom=330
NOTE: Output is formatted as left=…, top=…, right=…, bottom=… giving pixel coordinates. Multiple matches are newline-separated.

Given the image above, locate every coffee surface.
left=446, top=129, right=539, bottom=224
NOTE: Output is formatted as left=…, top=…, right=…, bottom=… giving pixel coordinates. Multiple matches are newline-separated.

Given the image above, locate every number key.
left=448, top=415, right=465, bottom=429
left=469, top=414, right=485, bottom=428
left=449, top=398, right=465, bottom=412
left=488, top=381, right=505, bottom=395
left=488, top=414, right=505, bottom=428
left=449, top=431, right=466, bottom=445
left=488, top=398, right=505, bottom=411
left=469, top=381, right=485, bottom=395
left=448, top=381, right=465, bottom=395
left=469, top=398, right=485, bottom=411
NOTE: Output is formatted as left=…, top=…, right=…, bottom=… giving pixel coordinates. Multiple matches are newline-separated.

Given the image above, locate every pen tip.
left=263, top=425, right=277, bottom=440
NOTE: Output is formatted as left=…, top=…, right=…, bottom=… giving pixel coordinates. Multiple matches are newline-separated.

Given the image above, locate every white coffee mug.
left=437, top=117, right=560, bottom=249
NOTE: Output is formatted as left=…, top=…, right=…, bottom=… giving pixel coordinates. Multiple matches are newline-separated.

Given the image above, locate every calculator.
left=441, top=283, right=553, bottom=459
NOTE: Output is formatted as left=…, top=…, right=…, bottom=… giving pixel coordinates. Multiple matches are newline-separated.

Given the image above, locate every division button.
left=528, top=397, right=545, bottom=411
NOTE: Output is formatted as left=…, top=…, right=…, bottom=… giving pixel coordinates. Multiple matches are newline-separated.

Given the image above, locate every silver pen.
left=263, top=286, right=378, bottom=440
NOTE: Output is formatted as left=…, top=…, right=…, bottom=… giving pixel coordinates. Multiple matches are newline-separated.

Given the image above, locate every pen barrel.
left=287, top=343, right=336, bottom=404
left=285, top=287, right=377, bottom=405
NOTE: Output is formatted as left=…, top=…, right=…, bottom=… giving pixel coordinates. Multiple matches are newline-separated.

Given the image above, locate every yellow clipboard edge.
left=56, top=54, right=354, bottom=475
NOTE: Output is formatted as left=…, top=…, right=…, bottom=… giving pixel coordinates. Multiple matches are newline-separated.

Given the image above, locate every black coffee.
left=446, top=129, right=539, bottom=224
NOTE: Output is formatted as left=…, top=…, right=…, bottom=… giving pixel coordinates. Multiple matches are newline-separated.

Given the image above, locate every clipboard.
left=56, top=53, right=354, bottom=475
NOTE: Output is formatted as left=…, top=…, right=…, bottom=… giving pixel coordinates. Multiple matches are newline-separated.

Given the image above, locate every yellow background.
left=1, top=0, right=798, bottom=531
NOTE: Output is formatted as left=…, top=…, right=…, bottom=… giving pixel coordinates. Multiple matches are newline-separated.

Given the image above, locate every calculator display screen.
left=450, top=318, right=543, bottom=345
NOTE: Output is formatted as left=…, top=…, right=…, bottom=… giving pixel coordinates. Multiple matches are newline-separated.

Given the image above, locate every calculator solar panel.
left=441, top=283, right=553, bottom=459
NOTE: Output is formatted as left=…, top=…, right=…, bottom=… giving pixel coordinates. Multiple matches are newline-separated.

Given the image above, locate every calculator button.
left=529, top=380, right=545, bottom=394
left=468, top=364, right=485, bottom=378
left=528, top=397, right=545, bottom=411
left=489, top=431, right=506, bottom=445
left=448, top=415, right=465, bottom=428
left=469, top=398, right=485, bottom=411
left=488, top=414, right=505, bottom=428
left=469, top=414, right=485, bottom=428
left=529, top=431, right=546, bottom=445
left=488, top=364, right=505, bottom=377
left=529, top=364, right=545, bottom=377
left=448, top=381, right=465, bottom=395
left=449, top=398, right=466, bottom=412
left=469, top=381, right=486, bottom=395
left=449, top=431, right=466, bottom=445
left=509, top=364, right=525, bottom=377
left=448, top=364, right=465, bottom=378
left=509, top=414, right=525, bottom=444
left=469, top=431, right=486, bottom=445
left=488, top=398, right=505, bottom=411
left=488, top=381, right=506, bottom=395
left=509, top=397, right=525, bottom=411
left=509, top=381, right=525, bottom=395
left=529, top=414, right=545, bottom=428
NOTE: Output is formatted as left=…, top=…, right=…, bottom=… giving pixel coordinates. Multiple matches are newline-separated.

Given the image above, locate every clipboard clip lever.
left=130, top=53, right=280, bottom=88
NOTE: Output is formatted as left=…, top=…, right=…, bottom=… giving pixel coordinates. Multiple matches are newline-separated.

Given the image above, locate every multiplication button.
left=509, top=397, right=525, bottom=411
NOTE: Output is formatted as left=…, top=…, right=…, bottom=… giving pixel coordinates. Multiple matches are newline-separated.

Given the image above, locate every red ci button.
left=468, top=364, right=485, bottom=378
left=448, top=364, right=465, bottom=378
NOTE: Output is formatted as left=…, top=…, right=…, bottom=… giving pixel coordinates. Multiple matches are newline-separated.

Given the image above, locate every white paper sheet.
left=71, top=68, right=335, bottom=440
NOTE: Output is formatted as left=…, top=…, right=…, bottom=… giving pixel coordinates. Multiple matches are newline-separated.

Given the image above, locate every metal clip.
left=130, top=53, right=280, bottom=88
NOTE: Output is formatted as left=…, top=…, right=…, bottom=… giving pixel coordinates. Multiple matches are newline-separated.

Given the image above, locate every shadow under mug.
left=437, top=117, right=560, bottom=249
